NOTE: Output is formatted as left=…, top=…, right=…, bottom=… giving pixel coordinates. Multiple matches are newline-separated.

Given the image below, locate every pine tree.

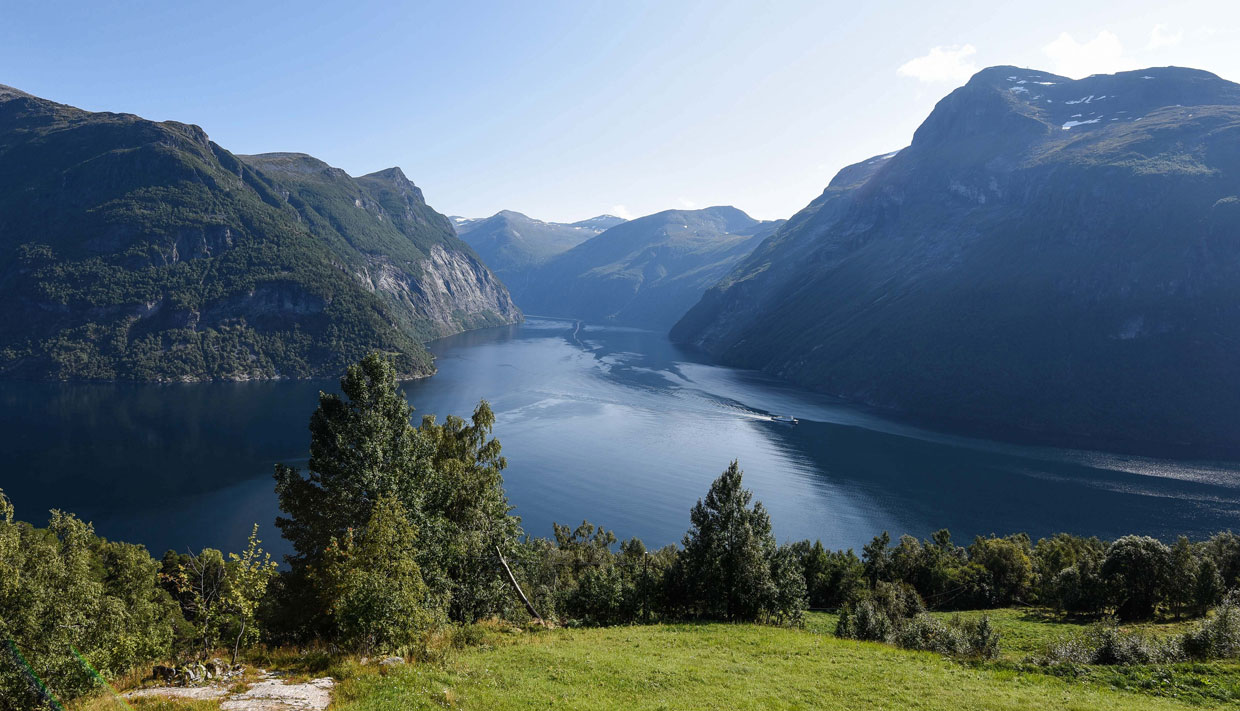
left=274, top=352, right=433, bottom=568
left=674, top=461, right=788, bottom=621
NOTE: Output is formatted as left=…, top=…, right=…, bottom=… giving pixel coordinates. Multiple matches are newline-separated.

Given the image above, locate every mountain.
left=569, top=214, right=628, bottom=231
left=512, top=206, right=782, bottom=328
left=0, top=84, right=518, bottom=381
left=673, top=66, right=1240, bottom=455
left=453, top=210, right=623, bottom=288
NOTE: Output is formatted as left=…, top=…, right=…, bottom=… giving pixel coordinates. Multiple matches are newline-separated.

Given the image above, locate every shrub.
left=1087, top=622, right=1176, bottom=665
left=1036, top=619, right=1179, bottom=666
left=960, top=615, right=1002, bottom=660
left=893, top=614, right=967, bottom=655
left=836, top=596, right=895, bottom=642
left=1181, top=590, right=1240, bottom=660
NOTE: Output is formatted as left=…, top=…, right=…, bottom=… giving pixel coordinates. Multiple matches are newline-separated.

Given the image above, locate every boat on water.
left=771, top=415, right=798, bottom=425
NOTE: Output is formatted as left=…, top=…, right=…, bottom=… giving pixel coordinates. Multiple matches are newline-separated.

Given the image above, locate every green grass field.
left=329, top=612, right=1240, bottom=710
left=70, top=611, right=1240, bottom=711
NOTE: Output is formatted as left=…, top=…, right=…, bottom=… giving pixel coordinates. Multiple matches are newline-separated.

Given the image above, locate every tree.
left=223, top=525, right=278, bottom=664
left=167, top=547, right=228, bottom=657
left=672, top=461, right=792, bottom=621
left=1102, top=535, right=1172, bottom=620
left=0, top=492, right=180, bottom=709
left=274, top=354, right=523, bottom=625
left=1203, top=532, right=1240, bottom=589
left=768, top=545, right=808, bottom=625
left=1032, top=533, right=1105, bottom=604
left=1193, top=557, right=1224, bottom=616
left=314, top=495, right=433, bottom=654
left=416, top=401, right=523, bottom=622
left=802, top=542, right=865, bottom=609
left=968, top=535, right=1033, bottom=606
left=1167, top=536, right=1200, bottom=618
left=274, top=353, right=433, bottom=568
left=862, top=532, right=893, bottom=586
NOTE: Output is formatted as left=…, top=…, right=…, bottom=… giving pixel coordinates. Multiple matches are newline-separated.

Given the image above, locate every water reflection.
left=1, top=316, right=1238, bottom=562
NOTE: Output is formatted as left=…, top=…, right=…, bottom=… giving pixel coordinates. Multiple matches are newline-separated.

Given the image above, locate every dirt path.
left=125, top=670, right=334, bottom=711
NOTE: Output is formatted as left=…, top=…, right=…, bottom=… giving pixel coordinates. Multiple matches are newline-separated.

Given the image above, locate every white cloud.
left=677, top=197, right=697, bottom=209
left=1146, top=24, right=1183, bottom=50
left=897, top=45, right=978, bottom=83
left=1042, top=31, right=1134, bottom=78
left=610, top=204, right=633, bottom=220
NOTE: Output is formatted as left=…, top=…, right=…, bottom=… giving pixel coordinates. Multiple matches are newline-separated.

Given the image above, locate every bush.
left=960, top=615, right=1002, bottom=660
left=1087, top=623, right=1176, bottom=665
left=889, top=614, right=1001, bottom=659
left=893, top=614, right=967, bottom=655
left=1181, top=590, right=1240, bottom=660
left=836, top=581, right=922, bottom=642
left=837, top=584, right=1000, bottom=660
left=1036, top=619, right=1179, bottom=666
left=836, top=596, right=895, bottom=642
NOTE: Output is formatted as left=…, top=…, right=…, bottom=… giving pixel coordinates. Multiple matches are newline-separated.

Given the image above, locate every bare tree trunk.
left=232, top=619, right=245, bottom=666
left=495, top=546, right=543, bottom=623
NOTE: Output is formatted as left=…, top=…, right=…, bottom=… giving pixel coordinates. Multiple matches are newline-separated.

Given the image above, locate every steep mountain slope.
left=512, top=206, right=782, bottom=328
left=673, top=66, right=1240, bottom=454
left=0, top=84, right=518, bottom=381
left=453, top=210, right=623, bottom=287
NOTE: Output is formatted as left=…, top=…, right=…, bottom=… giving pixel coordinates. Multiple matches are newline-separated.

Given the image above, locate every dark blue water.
left=3, top=316, right=1239, bottom=560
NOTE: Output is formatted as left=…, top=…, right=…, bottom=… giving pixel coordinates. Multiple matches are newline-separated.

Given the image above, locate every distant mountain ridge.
left=673, top=66, right=1240, bottom=454
left=510, top=206, right=783, bottom=328
left=0, top=85, right=519, bottom=381
left=453, top=210, right=626, bottom=289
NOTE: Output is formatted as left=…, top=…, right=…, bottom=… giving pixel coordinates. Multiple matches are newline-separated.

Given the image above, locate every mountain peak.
left=494, top=209, right=533, bottom=221
left=570, top=214, right=628, bottom=230
left=360, top=166, right=410, bottom=184
left=911, top=65, right=1240, bottom=151
left=0, top=84, right=35, bottom=102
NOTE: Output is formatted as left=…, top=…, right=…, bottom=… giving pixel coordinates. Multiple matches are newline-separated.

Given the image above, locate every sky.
left=3, top=0, right=1240, bottom=223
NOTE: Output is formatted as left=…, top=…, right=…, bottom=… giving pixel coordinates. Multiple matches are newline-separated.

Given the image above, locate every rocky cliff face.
left=240, top=152, right=521, bottom=343
left=673, top=66, right=1240, bottom=455
left=359, top=243, right=520, bottom=338
left=0, top=85, right=518, bottom=381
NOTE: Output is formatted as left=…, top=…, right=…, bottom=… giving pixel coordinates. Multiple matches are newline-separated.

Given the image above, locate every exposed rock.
left=128, top=670, right=333, bottom=711
left=219, top=676, right=334, bottom=711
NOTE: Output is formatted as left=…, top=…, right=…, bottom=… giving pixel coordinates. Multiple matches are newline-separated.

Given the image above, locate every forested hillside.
left=0, top=85, right=518, bottom=382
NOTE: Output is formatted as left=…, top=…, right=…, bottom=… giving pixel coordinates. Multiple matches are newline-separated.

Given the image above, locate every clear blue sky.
left=4, top=0, right=1238, bottom=222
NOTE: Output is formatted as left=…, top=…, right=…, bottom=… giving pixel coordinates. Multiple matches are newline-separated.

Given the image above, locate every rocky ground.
left=125, top=669, right=334, bottom=711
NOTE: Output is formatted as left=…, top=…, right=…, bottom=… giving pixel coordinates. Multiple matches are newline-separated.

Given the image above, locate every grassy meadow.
left=73, top=610, right=1240, bottom=711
